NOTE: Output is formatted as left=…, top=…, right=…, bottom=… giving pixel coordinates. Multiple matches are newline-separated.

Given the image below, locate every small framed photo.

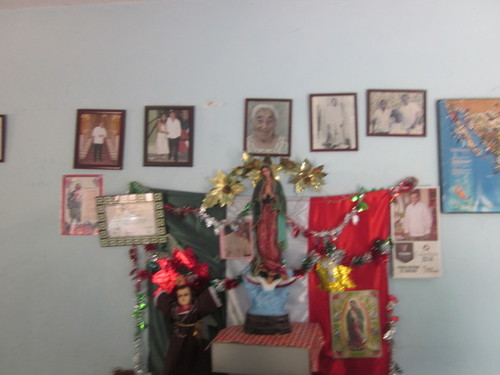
left=144, top=106, right=194, bottom=167
left=244, top=98, right=292, bottom=156
left=95, top=193, right=167, bottom=247
left=74, top=109, right=126, bottom=170
left=367, top=89, right=426, bottom=136
left=309, top=93, right=358, bottom=151
left=219, top=219, right=254, bottom=259
left=61, top=174, right=103, bottom=235
left=0, top=115, right=6, bottom=162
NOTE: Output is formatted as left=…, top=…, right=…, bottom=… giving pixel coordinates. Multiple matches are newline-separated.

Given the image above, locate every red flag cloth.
left=308, top=190, right=391, bottom=375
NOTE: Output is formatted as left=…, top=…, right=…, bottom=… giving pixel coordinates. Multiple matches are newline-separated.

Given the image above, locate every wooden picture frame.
left=367, top=89, right=426, bottom=137
left=61, top=174, right=103, bottom=235
left=144, top=106, right=194, bottom=167
left=95, top=193, right=167, bottom=247
left=309, top=93, right=358, bottom=151
left=73, top=109, right=126, bottom=170
left=244, top=98, right=292, bottom=156
left=0, top=115, right=5, bottom=162
left=437, top=99, right=500, bottom=212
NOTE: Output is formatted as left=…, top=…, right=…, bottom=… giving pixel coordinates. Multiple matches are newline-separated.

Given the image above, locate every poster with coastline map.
left=437, top=99, right=500, bottom=213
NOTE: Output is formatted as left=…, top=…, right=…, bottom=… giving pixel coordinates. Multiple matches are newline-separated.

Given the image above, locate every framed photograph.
left=330, top=290, right=382, bottom=358
left=309, top=93, right=358, bottom=151
left=219, top=219, right=254, bottom=259
left=390, top=187, right=442, bottom=278
left=144, top=106, right=194, bottom=167
left=0, top=115, right=5, bottom=162
left=95, top=193, right=167, bottom=247
left=61, top=174, right=103, bottom=235
left=244, top=98, right=292, bottom=156
left=367, top=89, right=426, bottom=136
left=437, top=99, right=500, bottom=213
left=74, top=109, right=126, bottom=170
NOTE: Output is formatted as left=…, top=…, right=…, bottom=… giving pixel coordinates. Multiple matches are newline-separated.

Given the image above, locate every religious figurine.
left=155, top=277, right=221, bottom=375
left=251, top=165, right=288, bottom=279
left=242, top=165, right=298, bottom=334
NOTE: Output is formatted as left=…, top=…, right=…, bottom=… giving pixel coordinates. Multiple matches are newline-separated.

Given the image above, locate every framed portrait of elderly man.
left=0, top=115, right=6, bottom=162
left=367, top=90, right=426, bottom=137
left=144, top=106, right=194, bottom=167
left=310, top=93, right=358, bottom=151
left=244, top=98, right=292, bottom=156
left=74, top=109, right=126, bottom=170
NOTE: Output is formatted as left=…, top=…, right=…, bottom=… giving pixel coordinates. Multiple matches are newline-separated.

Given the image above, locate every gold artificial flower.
left=202, top=170, right=245, bottom=208
left=288, top=159, right=327, bottom=193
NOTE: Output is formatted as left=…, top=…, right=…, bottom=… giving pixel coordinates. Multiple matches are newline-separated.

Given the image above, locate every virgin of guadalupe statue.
left=251, top=165, right=288, bottom=279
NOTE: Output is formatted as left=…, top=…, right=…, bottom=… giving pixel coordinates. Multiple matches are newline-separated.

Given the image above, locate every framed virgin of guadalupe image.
left=74, top=109, right=126, bottom=170
left=144, top=106, right=194, bottom=167
left=309, top=93, right=358, bottom=151
left=95, top=193, right=167, bottom=247
left=0, top=115, right=5, bottom=162
left=367, top=89, right=426, bottom=136
left=244, top=98, right=292, bottom=156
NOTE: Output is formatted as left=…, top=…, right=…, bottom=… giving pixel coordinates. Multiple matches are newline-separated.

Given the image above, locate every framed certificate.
left=96, top=193, right=167, bottom=247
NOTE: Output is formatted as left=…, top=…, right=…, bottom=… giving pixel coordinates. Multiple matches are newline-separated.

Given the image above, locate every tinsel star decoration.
left=288, top=159, right=327, bottom=193
left=315, top=242, right=356, bottom=292
left=202, top=170, right=245, bottom=208
left=202, top=153, right=327, bottom=208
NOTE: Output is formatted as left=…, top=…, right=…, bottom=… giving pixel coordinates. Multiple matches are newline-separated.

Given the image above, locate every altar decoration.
left=202, top=153, right=326, bottom=208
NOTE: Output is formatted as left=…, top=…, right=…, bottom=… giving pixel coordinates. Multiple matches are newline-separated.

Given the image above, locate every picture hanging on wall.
left=437, top=99, right=500, bottom=213
left=61, top=174, right=103, bottom=236
left=144, top=106, right=194, bottom=167
left=390, top=186, right=442, bottom=278
left=244, top=98, right=292, bottom=156
left=95, top=193, right=167, bottom=247
left=309, top=93, right=358, bottom=151
left=73, top=109, right=126, bottom=170
left=0, top=115, right=5, bottom=162
left=367, top=89, right=426, bottom=137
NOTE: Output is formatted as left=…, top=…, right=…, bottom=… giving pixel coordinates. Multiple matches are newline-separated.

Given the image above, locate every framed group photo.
left=367, top=89, right=426, bottom=137
left=73, top=109, right=126, bottom=170
left=310, top=93, right=358, bottom=151
left=244, top=98, right=292, bottom=156
left=0, top=115, right=5, bottom=162
left=437, top=99, right=500, bottom=213
left=144, top=106, right=194, bottom=167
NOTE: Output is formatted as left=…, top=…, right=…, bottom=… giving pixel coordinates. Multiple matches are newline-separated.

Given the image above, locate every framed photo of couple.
left=144, top=106, right=194, bottom=167
left=367, top=89, right=426, bottom=137
left=309, top=93, right=358, bottom=151
left=244, top=98, right=292, bottom=156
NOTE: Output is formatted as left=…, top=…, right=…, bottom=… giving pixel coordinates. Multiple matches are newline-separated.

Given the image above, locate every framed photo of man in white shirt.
left=74, top=109, right=126, bottom=170
left=309, top=93, right=358, bottom=151
left=367, top=89, right=426, bottom=137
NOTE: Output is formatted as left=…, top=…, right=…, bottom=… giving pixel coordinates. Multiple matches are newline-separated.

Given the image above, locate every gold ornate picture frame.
left=96, top=193, right=167, bottom=247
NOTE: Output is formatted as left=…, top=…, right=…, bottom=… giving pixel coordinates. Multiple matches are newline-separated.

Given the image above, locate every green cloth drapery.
left=129, top=182, right=226, bottom=375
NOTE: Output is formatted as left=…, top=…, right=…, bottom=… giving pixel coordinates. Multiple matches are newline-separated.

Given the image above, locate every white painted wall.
left=0, top=1, right=499, bottom=374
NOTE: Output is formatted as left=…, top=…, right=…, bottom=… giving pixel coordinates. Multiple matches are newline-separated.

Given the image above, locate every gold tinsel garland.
left=202, top=153, right=327, bottom=208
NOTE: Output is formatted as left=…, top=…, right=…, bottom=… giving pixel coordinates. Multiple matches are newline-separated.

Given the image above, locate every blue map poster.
left=437, top=99, right=500, bottom=213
